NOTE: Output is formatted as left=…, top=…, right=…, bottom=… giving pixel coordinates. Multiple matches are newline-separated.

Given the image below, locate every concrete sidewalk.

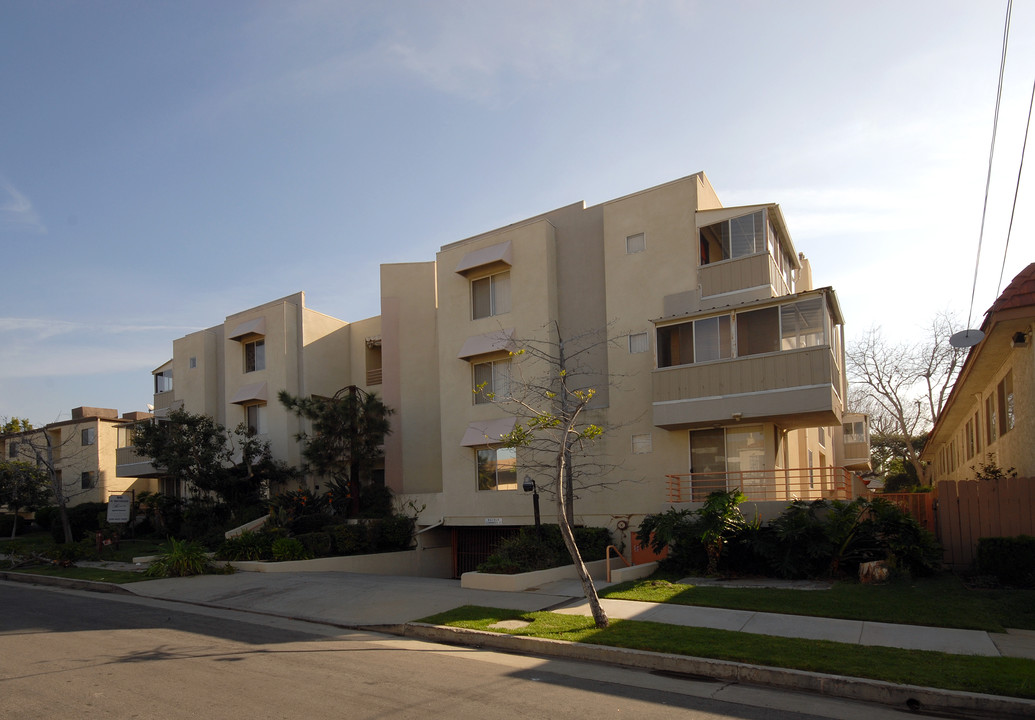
left=124, top=570, right=1033, bottom=659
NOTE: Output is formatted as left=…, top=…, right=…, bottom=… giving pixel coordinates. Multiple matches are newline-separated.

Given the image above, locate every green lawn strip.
left=600, top=575, right=1035, bottom=632
left=419, top=605, right=1035, bottom=700
left=7, top=565, right=152, bottom=584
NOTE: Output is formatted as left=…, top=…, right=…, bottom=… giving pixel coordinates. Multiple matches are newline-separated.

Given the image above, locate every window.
left=628, top=332, right=648, bottom=354
left=736, top=306, right=779, bottom=356
left=998, top=371, right=1014, bottom=435
left=7, top=442, right=17, bottom=458
left=473, top=359, right=511, bottom=404
left=843, top=421, right=866, bottom=444
left=985, top=394, right=998, bottom=445
left=699, top=210, right=765, bottom=265
left=189, top=356, right=197, bottom=369
left=631, top=433, right=652, bottom=454
left=246, top=403, right=267, bottom=435
left=245, top=339, right=265, bottom=372
left=472, top=271, right=511, bottom=319
left=154, top=369, right=173, bottom=393
left=780, top=297, right=826, bottom=349
left=965, top=417, right=976, bottom=460
left=818, top=427, right=826, bottom=446
left=657, top=315, right=731, bottom=367
left=694, top=315, right=732, bottom=363
left=81, top=471, right=95, bottom=490
left=626, top=233, right=645, bottom=254
left=81, top=428, right=96, bottom=446
left=476, top=447, right=517, bottom=491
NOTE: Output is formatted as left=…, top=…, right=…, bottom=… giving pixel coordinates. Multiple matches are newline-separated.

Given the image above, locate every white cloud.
left=0, top=177, right=46, bottom=234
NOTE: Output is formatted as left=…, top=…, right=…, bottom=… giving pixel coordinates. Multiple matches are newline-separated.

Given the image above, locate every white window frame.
left=245, top=403, right=267, bottom=435
left=81, top=427, right=96, bottom=446
left=631, top=433, right=652, bottom=454
left=471, top=271, right=511, bottom=320
left=625, top=232, right=645, bottom=254
left=473, top=358, right=512, bottom=404
left=628, top=332, right=649, bottom=354
left=476, top=446, right=517, bottom=491
left=245, top=339, right=266, bottom=373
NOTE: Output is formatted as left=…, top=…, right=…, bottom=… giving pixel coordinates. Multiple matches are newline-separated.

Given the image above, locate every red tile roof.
left=986, top=262, right=1035, bottom=316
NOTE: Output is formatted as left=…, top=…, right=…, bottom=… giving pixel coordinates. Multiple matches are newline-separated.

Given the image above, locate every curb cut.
left=396, top=623, right=1035, bottom=720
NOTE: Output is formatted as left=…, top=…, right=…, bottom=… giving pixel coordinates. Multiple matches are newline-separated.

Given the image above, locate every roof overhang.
left=454, top=240, right=513, bottom=276
left=460, top=417, right=517, bottom=447
left=228, top=317, right=266, bottom=341
left=230, top=382, right=268, bottom=405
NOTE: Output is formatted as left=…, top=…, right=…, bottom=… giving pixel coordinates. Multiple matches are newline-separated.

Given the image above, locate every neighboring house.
left=2, top=407, right=158, bottom=508
left=136, top=172, right=869, bottom=572
left=116, top=292, right=373, bottom=496
left=922, top=263, right=1035, bottom=480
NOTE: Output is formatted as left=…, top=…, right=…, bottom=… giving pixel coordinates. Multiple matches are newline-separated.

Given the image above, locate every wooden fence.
left=881, top=492, right=936, bottom=533
left=935, top=476, right=1035, bottom=569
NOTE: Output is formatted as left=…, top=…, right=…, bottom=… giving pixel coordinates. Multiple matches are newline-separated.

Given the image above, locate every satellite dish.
left=950, top=329, right=985, bottom=349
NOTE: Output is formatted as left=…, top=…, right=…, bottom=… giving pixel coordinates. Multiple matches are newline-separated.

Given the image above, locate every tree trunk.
left=44, top=434, right=73, bottom=544
left=556, top=449, right=608, bottom=628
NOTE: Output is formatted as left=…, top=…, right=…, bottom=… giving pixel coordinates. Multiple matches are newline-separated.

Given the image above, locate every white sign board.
left=484, top=517, right=503, bottom=525
left=107, top=495, right=132, bottom=523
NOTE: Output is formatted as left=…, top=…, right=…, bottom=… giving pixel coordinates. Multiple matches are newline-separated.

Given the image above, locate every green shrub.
left=32, top=506, right=58, bottom=531
left=296, top=531, right=333, bottom=557
left=216, top=530, right=274, bottom=561
left=271, top=537, right=310, bottom=561
left=144, top=538, right=212, bottom=578
left=369, top=514, right=415, bottom=552
left=0, top=514, right=25, bottom=537
left=977, top=535, right=1035, bottom=587
left=328, top=524, right=368, bottom=555
left=50, top=502, right=108, bottom=544
left=477, top=524, right=614, bottom=574
left=288, top=512, right=338, bottom=535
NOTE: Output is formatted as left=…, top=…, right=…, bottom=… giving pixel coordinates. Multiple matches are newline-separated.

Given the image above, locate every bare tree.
left=847, top=313, right=963, bottom=485
left=485, top=323, right=631, bottom=629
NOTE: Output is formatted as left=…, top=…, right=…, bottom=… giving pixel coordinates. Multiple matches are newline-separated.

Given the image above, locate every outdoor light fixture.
left=523, top=475, right=541, bottom=534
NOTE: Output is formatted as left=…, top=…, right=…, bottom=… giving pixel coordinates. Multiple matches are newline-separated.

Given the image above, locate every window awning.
left=228, top=317, right=266, bottom=340
left=454, top=240, right=513, bottom=275
left=460, top=417, right=517, bottom=447
left=230, top=382, right=268, bottom=405
left=457, top=328, right=516, bottom=360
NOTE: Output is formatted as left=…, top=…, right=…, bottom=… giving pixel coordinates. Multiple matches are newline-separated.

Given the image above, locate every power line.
left=997, top=63, right=1035, bottom=296
left=967, top=0, right=1012, bottom=329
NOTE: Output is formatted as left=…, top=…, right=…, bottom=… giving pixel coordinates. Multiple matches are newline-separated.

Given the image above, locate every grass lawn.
left=420, top=605, right=1035, bottom=700
left=600, top=573, right=1035, bottom=632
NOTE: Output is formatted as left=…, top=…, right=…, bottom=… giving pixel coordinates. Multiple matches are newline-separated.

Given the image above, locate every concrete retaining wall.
left=230, top=546, right=452, bottom=577
left=461, top=557, right=649, bottom=591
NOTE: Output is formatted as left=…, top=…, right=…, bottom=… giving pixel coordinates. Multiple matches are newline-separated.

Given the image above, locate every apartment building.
left=137, top=172, right=869, bottom=571
left=413, top=172, right=868, bottom=552
left=922, top=263, right=1034, bottom=480
left=3, top=407, right=157, bottom=507
left=117, top=292, right=378, bottom=494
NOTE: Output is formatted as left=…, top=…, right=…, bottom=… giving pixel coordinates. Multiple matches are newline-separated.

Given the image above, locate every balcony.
left=115, top=446, right=159, bottom=478
left=666, top=467, right=852, bottom=503
left=652, top=346, right=843, bottom=430
left=699, top=251, right=790, bottom=301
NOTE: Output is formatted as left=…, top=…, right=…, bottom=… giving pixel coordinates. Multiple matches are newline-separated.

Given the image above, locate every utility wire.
left=967, top=0, right=1012, bottom=329
left=997, top=67, right=1034, bottom=296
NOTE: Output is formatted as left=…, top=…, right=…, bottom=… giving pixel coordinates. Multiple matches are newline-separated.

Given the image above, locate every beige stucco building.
left=134, top=172, right=869, bottom=573
left=3, top=407, right=157, bottom=508
left=922, top=263, right=1035, bottom=480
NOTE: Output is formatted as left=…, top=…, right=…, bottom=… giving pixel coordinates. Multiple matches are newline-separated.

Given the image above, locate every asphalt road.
left=0, top=581, right=916, bottom=720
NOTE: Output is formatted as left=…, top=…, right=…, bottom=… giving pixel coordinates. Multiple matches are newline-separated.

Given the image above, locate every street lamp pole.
left=522, top=475, right=541, bottom=536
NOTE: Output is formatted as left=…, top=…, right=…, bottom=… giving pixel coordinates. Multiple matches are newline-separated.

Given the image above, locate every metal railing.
left=666, top=467, right=853, bottom=503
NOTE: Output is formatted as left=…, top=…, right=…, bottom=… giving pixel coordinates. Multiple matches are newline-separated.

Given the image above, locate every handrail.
left=605, top=544, right=631, bottom=583
left=665, top=466, right=853, bottom=503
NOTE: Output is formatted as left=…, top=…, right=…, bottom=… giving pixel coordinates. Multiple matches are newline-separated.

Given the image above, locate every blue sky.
left=1, top=1, right=1033, bottom=426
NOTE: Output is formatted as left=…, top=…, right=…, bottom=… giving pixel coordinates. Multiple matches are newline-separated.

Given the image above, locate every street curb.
left=395, top=622, right=1035, bottom=720
left=0, top=570, right=136, bottom=595
left=6, top=572, right=1034, bottom=719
